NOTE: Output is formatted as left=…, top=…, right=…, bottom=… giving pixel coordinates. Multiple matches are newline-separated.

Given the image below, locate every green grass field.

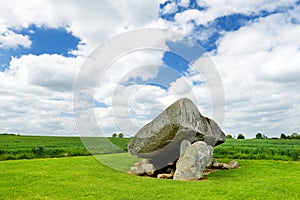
left=0, top=154, right=299, bottom=200
left=1, top=135, right=300, bottom=199
left=0, top=135, right=130, bottom=160
left=214, top=139, right=300, bottom=161
left=1, top=135, right=299, bottom=161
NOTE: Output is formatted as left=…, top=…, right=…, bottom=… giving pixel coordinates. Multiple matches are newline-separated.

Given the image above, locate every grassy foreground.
left=0, top=154, right=299, bottom=200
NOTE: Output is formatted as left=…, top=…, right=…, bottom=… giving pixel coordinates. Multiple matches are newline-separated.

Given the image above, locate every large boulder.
left=173, top=141, right=213, bottom=180
left=128, top=98, right=225, bottom=169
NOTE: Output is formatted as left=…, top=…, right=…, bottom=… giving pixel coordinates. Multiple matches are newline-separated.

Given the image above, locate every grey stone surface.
left=128, top=159, right=156, bottom=176
left=209, top=160, right=239, bottom=170
left=228, top=160, right=239, bottom=169
left=128, top=98, right=225, bottom=169
left=173, top=141, right=213, bottom=180
left=180, top=139, right=191, bottom=157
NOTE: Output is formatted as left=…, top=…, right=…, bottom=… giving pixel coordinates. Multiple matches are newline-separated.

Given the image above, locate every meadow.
left=214, top=139, right=300, bottom=161
left=0, top=135, right=299, bottom=161
left=0, top=154, right=299, bottom=199
left=1, top=135, right=300, bottom=199
left=0, top=135, right=130, bottom=160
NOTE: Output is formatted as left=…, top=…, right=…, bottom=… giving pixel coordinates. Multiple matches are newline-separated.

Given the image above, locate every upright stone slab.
left=173, top=141, right=213, bottom=180
left=179, top=139, right=191, bottom=157
left=128, top=98, right=225, bottom=169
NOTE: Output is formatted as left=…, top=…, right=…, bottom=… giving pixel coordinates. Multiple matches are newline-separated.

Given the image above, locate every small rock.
left=173, top=141, right=213, bottom=180
left=157, top=169, right=174, bottom=179
left=128, top=159, right=156, bottom=176
left=142, top=163, right=156, bottom=176
left=209, top=160, right=239, bottom=169
left=228, top=160, right=239, bottom=169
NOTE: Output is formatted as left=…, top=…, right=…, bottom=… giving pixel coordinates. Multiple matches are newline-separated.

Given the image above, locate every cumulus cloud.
left=178, top=0, right=190, bottom=8
left=209, top=8, right=300, bottom=137
left=8, top=54, right=84, bottom=91
left=0, top=0, right=164, bottom=136
left=161, top=2, right=178, bottom=15
left=193, top=0, right=297, bottom=25
left=0, top=30, right=32, bottom=49
left=0, top=0, right=299, bottom=138
left=167, top=0, right=299, bottom=38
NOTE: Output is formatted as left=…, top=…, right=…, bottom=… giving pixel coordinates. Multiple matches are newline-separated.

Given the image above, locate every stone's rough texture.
left=128, top=98, right=225, bottom=169
left=228, top=160, right=239, bottom=169
left=128, top=159, right=156, bottom=176
left=180, top=139, right=191, bottom=157
left=157, top=169, right=174, bottom=179
left=173, top=141, right=213, bottom=180
left=209, top=160, right=239, bottom=170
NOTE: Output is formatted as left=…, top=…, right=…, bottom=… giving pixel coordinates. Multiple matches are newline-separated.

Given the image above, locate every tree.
left=290, top=133, right=300, bottom=139
left=237, top=134, right=245, bottom=139
left=262, top=134, right=268, bottom=139
left=226, top=134, right=233, bottom=139
left=118, top=133, right=124, bottom=138
left=280, top=133, right=287, bottom=139
left=256, top=133, right=263, bottom=139
left=112, top=133, right=117, bottom=138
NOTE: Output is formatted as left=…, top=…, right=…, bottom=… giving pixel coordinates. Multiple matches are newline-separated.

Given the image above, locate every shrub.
left=256, top=133, right=263, bottom=139
left=226, top=134, right=233, bottom=139
left=280, top=133, right=287, bottom=139
left=290, top=133, right=300, bottom=139
left=237, top=134, right=245, bottom=139
left=112, top=133, right=117, bottom=138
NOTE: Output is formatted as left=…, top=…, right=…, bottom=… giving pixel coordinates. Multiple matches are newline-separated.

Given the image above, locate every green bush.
left=226, top=134, right=233, bottom=139
left=237, top=134, right=245, bottom=139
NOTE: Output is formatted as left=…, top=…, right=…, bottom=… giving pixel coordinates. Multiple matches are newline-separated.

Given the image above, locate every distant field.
left=0, top=154, right=299, bottom=199
left=214, top=139, right=300, bottom=161
left=0, top=135, right=299, bottom=161
left=0, top=135, right=130, bottom=161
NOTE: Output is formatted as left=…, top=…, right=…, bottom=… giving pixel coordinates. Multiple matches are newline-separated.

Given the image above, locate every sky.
left=0, top=0, right=300, bottom=138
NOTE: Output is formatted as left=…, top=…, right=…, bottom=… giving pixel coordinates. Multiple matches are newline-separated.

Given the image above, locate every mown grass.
left=0, top=135, right=130, bottom=161
left=0, top=154, right=299, bottom=200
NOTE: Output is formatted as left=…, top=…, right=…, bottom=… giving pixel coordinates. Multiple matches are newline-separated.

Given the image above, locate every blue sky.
left=0, top=0, right=299, bottom=138
left=0, top=25, right=80, bottom=71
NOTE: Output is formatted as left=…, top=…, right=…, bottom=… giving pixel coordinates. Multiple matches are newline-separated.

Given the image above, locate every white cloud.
left=178, top=0, right=190, bottom=8
left=193, top=0, right=297, bottom=25
left=162, top=2, right=178, bottom=15
left=169, top=76, right=192, bottom=95
left=0, top=30, right=31, bottom=49
left=0, top=0, right=299, bottom=138
left=169, top=0, right=299, bottom=39
left=0, top=0, right=164, bottom=136
left=8, top=54, right=84, bottom=91
left=209, top=9, right=300, bottom=137
left=0, top=0, right=162, bottom=56
left=93, top=50, right=164, bottom=106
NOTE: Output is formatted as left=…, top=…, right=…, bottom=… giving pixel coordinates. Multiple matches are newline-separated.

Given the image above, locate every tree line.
left=226, top=132, right=300, bottom=139
left=111, top=133, right=124, bottom=138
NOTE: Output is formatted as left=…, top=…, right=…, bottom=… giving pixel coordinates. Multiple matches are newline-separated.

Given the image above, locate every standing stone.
left=128, top=98, right=225, bottom=169
left=173, top=141, right=213, bottom=181
left=180, top=139, right=191, bottom=157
